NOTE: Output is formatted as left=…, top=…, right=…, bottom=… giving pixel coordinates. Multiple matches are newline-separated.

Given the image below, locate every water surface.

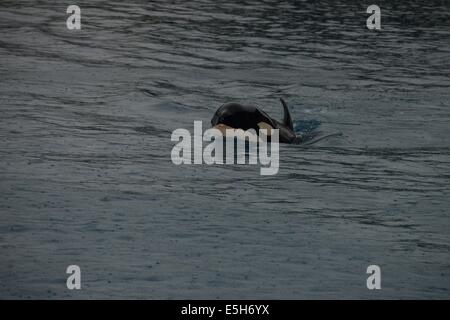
left=0, top=0, right=449, bottom=298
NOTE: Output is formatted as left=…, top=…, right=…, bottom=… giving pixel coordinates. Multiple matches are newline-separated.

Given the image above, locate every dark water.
left=1, top=0, right=449, bottom=298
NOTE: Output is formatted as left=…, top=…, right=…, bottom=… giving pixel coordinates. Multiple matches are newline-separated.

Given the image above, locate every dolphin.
left=211, top=98, right=300, bottom=144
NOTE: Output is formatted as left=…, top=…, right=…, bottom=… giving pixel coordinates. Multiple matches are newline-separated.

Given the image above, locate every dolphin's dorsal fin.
left=280, top=98, right=294, bottom=130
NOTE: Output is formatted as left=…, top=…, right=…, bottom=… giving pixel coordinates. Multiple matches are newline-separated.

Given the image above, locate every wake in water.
left=294, top=119, right=342, bottom=146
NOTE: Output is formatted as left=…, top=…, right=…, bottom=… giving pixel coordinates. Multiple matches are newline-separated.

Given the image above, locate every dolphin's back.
left=211, top=103, right=276, bottom=132
left=211, top=100, right=298, bottom=144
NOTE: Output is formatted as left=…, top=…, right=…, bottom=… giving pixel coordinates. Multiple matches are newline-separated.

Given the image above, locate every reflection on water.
left=0, top=0, right=449, bottom=299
